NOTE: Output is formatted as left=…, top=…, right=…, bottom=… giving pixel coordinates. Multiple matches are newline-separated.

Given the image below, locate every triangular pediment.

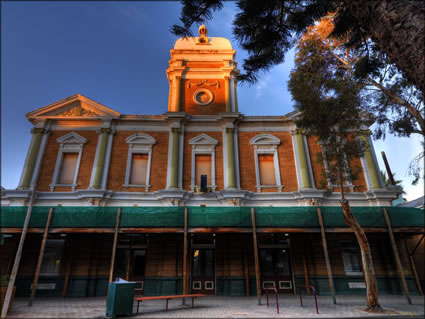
left=57, top=132, right=87, bottom=144
left=189, top=133, right=218, bottom=145
left=26, top=94, right=120, bottom=122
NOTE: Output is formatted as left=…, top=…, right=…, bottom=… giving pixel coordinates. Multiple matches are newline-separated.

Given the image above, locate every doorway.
left=113, top=235, right=147, bottom=295
left=258, top=234, right=294, bottom=294
left=191, top=248, right=215, bottom=295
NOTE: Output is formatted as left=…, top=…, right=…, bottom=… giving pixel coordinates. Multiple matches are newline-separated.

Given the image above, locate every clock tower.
left=166, top=24, right=239, bottom=115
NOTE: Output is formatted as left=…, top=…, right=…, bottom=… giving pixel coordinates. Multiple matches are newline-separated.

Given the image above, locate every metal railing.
left=298, top=285, right=319, bottom=314
left=264, top=287, right=279, bottom=314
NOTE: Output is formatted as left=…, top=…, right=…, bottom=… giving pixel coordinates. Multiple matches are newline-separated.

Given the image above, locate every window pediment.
left=250, top=134, right=280, bottom=146
left=189, top=134, right=218, bottom=147
left=126, top=133, right=156, bottom=145
left=57, top=132, right=87, bottom=145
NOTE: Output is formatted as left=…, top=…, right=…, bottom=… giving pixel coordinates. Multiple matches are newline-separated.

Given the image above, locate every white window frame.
left=189, top=134, right=218, bottom=192
left=250, top=134, right=282, bottom=192
left=123, top=133, right=156, bottom=192
left=50, top=132, right=87, bottom=191
left=340, top=240, right=363, bottom=276
left=321, top=147, right=354, bottom=191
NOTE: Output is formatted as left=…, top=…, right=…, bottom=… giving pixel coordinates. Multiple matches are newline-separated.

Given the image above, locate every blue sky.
left=1, top=1, right=423, bottom=200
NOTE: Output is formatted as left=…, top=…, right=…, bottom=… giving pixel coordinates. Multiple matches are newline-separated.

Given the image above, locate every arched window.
left=50, top=132, right=87, bottom=191
left=189, top=134, right=219, bottom=192
left=250, top=134, right=282, bottom=192
left=123, top=133, right=156, bottom=192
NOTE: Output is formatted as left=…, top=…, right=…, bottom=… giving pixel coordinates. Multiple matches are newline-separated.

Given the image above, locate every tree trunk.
left=340, top=200, right=382, bottom=312
left=343, top=0, right=425, bottom=93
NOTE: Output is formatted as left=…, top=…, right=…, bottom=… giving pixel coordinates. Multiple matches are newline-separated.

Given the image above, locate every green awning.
left=0, top=206, right=423, bottom=228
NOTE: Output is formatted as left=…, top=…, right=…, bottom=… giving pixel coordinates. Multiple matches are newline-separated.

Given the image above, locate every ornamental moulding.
left=187, top=80, right=220, bottom=88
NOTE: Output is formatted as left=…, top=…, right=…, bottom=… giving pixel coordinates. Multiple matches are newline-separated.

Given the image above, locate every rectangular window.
left=258, top=154, right=276, bottom=185
left=58, top=153, right=78, bottom=184
left=40, top=239, right=65, bottom=276
left=195, top=154, right=211, bottom=185
left=130, top=154, right=148, bottom=185
left=340, top=240, right=362, bottom=275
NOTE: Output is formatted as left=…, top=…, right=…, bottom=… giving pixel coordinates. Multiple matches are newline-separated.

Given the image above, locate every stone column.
left=169, top=128, right=181, bottom=189
left=174, top=76, right=182, bottom=112
left=18, top=128, right=45, bottom=189
left=92, top=128, right=111, bottom=189
left=226, top=127, right=236, bottom=188
left=233, top=78, right=239, bottom=113
left=225, top=76, right=231, bottom=112
left=361, top=134, right=382, bottom=189
left=294, top=129, right=313, bottom=189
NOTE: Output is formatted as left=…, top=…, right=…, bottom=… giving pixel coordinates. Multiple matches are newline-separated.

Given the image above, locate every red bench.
left=134, top=294, right=206, bottom=313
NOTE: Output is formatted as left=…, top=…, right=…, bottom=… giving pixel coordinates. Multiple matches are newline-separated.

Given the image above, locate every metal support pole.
left=107, top=208, right=121, bottom=296
left=1, top=189, right=37, bottom=318
left=182, top=208, right=188, bottom=305
left=382, top=208, right=412, bottom=304
left=28, top=207, right=54, bottom=306
left=62, top=238, right=73, bottom=298
left=243, top=243, right=250, bottom=296
left=303, top=242, right=310, bottom=296
left=317, top=207, right=336, bottom=304
left=403, top=238, right=424, bottom=296
left=251, top=208, right=261, bottom=305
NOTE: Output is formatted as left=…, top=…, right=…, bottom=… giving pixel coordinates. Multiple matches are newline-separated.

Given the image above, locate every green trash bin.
left=106, top=279, right=136, bottom=319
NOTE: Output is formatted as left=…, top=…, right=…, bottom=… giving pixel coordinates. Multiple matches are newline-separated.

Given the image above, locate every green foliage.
left=288, top=32, right=367, bottom=196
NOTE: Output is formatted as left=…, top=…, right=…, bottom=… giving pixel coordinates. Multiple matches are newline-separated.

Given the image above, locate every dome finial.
left=198, top=24, right=208, bottom=43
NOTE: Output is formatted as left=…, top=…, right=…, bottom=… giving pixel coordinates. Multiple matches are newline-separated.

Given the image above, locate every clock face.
left=193, top=89, right=214, bottom=106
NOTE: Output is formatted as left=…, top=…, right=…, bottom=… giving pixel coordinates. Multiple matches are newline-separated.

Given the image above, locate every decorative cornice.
left=57, top=106, right=99, bottom=117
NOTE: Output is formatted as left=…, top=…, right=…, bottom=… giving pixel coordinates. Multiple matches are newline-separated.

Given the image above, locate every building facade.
left=1, top=26, right=423, bottom=300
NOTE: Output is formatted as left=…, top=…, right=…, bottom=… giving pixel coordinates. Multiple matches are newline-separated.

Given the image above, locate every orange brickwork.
left=182, top=79, right=226, bottom=115
left=238, top=132, right=298, bottom=192
left=184, top=62, right=226, bottom=68
left=107, top=131, right=169, bottom=192
left=350, top=157, right=367, bottom=192
left=37, top=130, right=98, bottom=191
left=306, top=136, right=328, bottom=189
left=182, top=132, right=224, bottom=191
left=306, top=135, right=367, bottom=192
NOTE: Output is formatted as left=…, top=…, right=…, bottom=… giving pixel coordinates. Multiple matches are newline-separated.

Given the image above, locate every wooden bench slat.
left=134, top=294, right=206, bottom=314
left=134, top=294, right=204, bottom=301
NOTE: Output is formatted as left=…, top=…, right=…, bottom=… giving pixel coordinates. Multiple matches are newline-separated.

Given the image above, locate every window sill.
left=123, top=184, right=151, bottom=192
left=256, top=185, right=283, bottom=192
left=328, top=184, right=355, bottom=191
left=49, top=184, right=78, bottom=192
left=190, top=185, right=217, bottom=193
left=344, top=271, right=363, bottom=276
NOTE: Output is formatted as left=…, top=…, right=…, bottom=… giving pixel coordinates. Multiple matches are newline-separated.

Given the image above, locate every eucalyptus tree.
left=288, top=28, right=382, bottom=310
left=172, top=0, right=424, bottom=93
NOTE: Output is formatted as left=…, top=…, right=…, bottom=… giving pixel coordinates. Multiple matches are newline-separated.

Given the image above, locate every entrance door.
left=191, top=248, right=215, bottom=294
left=260, top=248, right=293, bottom=293
left=114, top=248, right=146, bottom=295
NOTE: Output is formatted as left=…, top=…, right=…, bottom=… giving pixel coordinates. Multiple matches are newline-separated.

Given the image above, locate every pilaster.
left=169, top=127, right=181, bottom=189
left=224, top=76, right=231, bottom=112
left=361, top=133, right=383, bottom=189
left=292, top=129, right=313, bottom=189
left=18, top=128, right=45, bottom=189
left=226, top=127, right=236, bottom=188
left=91, top=126, right=113, bottom=189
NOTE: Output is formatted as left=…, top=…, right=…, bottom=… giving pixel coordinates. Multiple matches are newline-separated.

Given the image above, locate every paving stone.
left=6, top=295, right=424, bottom=318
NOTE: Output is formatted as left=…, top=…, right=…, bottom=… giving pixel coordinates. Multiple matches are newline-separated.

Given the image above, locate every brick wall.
left=107, top=131, right=169, bottom=192
left=37, top=130, right=98, bottom=191
left=238, top=131, right=298, bottom=192
left=182, top=131, right=224, bottom=191
left=182, top=79, right=226, bottom=115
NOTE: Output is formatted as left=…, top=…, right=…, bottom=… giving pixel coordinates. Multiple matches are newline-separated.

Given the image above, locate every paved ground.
left=6, top=295, right=424, bottom=318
